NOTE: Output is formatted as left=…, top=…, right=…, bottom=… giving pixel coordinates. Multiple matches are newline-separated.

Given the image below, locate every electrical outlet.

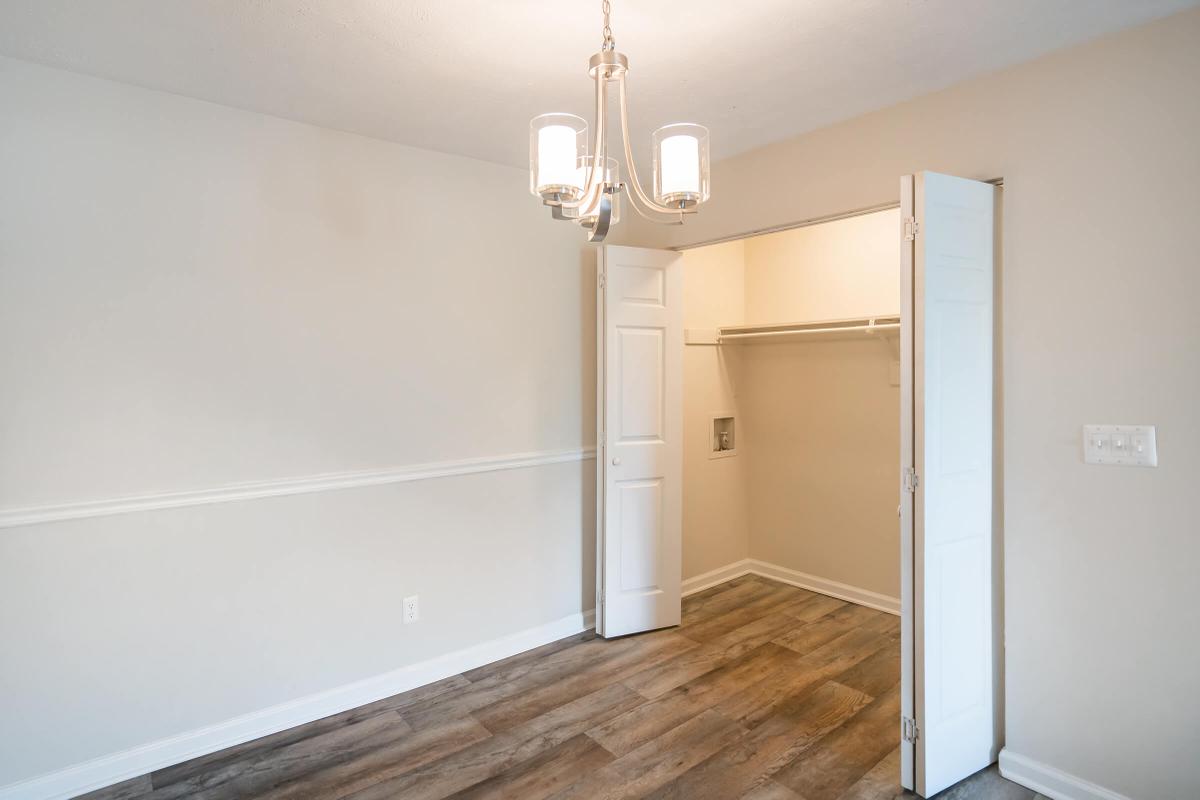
left=403, top=595, right=419, bottom=624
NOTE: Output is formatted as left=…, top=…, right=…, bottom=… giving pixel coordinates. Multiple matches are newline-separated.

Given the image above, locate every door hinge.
left=902, top=716, right=919, bottom=743
left=903, top=467, right=919, bottom=493
left=598, top=272, right=606, bottom=289
left=904, top=217, right=919, bottom=241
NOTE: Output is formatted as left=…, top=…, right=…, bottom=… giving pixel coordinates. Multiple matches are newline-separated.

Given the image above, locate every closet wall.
left=682, top=210, right=901, bottom=599
left=680, top=241, right=750, bottom=580
left=742, top=210, right=901, bottom=598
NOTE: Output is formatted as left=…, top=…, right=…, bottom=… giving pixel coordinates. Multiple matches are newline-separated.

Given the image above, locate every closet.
left=594, top=170, right=999, bottom=797
left=679, top=208, right=902, bottom=609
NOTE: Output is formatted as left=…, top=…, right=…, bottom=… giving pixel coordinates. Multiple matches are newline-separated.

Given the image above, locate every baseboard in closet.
left=0, top=609, right=595, bottom=800
left=683, top=558, right=900, bottom=615
left=681, top=559, right=756, bottom=597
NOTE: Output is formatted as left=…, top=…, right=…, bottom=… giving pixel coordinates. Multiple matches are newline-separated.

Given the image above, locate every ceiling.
left=1, top=1, right=1195, bottom=169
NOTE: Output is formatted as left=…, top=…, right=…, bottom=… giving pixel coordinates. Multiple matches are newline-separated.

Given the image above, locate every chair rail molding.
left=0, top=446, right=597, bottom=530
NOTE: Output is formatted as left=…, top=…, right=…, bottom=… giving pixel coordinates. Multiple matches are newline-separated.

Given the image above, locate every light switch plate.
left=1083, top=424, right=1157, bottom=467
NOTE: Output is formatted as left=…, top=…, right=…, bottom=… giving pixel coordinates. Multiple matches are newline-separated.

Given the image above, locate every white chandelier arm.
left=616, top=74, right=695, bottom=220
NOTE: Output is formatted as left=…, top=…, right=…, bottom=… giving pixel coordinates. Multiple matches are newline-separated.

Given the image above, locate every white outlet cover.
left=403, top=595, right=419, bottom=624
left=1083, top=424, right=1157, bottom=467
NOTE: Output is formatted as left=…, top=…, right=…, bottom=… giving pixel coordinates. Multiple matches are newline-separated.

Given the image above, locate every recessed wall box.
left=711, top=415, right=736, bottom=459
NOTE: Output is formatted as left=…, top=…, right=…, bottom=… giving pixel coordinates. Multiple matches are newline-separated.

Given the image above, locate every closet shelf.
left=685, top=315, right=901, bottom=345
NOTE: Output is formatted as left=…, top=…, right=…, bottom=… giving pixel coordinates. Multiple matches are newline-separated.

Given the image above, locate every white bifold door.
left=595, top=245, right=683, bottom=638
left=900, top=172, right=998, bottom=796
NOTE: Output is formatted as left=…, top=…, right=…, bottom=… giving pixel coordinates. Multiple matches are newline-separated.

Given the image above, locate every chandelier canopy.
left=529, top=0, right=711, bottom=242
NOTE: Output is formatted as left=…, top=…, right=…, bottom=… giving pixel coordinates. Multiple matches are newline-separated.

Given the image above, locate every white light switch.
left=1083, top=424, right=1157, bottom=467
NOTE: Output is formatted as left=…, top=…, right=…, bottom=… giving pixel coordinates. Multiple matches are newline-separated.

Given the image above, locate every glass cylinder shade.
left=530, top=113, right=588, bottom=201
left=652, top=123, right=710, bottom=209
left=572, top=157, right=620, bottom=226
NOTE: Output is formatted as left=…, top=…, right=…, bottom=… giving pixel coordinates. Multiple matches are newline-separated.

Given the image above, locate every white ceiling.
left=1, top=1, right=1195, bottom=169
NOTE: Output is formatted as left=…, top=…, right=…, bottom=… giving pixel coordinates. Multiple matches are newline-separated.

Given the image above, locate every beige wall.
left=0, top=57, right=595, bottom=790
left=636, top=10, right=1200, bottom=799
left=743, top=210, right=901, bottom=323
left=740, top=339, right=900, bottom=597
left=680, top=241, right=750, bottom=579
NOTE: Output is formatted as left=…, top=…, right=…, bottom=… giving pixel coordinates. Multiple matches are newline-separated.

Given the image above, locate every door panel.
left=616, top=328, right=664, bottom=440
left=617, top=479, right=663, bottom=591
left=597, top=245, right=682, bottom=638
left=907, top=171, right=997, bottom=796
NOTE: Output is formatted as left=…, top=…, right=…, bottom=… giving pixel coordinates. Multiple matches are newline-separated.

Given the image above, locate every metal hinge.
left=903, top=467, right=919, bottom=493
left=904, top=217, right=919, bottom=241
left=598, top=272, right=606, bottom=289
left=902, top=716, right=920, bottom=743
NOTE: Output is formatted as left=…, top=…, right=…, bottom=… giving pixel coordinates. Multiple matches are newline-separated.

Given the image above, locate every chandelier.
left=529, top=0, right=711, bottom=242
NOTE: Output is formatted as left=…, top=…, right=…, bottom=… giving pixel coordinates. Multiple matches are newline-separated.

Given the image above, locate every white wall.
left=628, top=10, right=1200, bottom=799
left=680, top=241, right=749, bottom=580
left=0, top=56, right=595, bottom=792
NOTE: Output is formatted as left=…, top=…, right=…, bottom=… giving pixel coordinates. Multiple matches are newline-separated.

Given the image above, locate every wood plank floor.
left=80, top=575, right=1038, bottom=800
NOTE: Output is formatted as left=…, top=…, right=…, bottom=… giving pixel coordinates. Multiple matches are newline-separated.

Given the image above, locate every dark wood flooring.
left=80, top=575, right=1037, bottom=800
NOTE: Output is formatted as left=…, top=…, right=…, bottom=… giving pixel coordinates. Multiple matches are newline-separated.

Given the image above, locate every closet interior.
left=680, top=208, right=902, bottom=606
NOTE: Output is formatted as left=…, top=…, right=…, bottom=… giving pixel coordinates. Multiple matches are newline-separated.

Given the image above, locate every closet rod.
left=719, top=322, right=900, bottom=341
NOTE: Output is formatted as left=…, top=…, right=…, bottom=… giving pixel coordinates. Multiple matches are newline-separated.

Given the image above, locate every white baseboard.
left=0, top=609, right=595, bottom=800
left=681, top=558, right=900, bottom=615
left=999, top=750, right=1132, bottom=800
left=681, top=559, right=754, bottom=596
left=746, top=559, right=900, bottom=615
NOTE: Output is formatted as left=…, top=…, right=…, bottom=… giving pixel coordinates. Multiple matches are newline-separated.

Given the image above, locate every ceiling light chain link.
left=601, top=0, right=615, bottom=51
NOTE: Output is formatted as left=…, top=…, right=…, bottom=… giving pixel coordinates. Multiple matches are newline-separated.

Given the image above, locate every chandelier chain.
left=601, top=0, right=615, bottom=51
